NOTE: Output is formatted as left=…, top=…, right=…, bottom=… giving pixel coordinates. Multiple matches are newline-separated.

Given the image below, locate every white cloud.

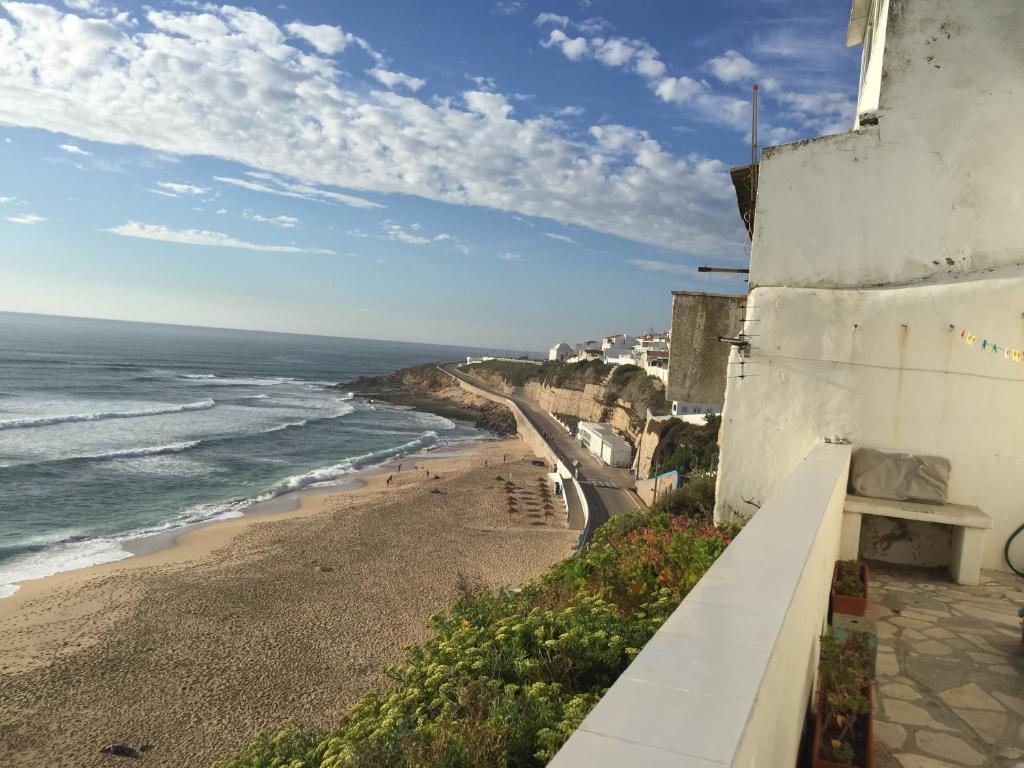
left=244, top=210, right=299, bottom=228
left=385, top=222, right=431, bottom=245
left=58, top=143, right=91, bottom=156
left=708, top=50, right=758, bottom=83
left=494, top=1, right=523, bottom=15
left=539, top=17, right=852, bottom=141
left=556, top=105, right=584, bottom=117
left=775, top=90, right=855, bottom=130
left=628, top=259, right=692, bottom=275
left=543, top=29, right=589, bottom=60
left=544, top=232, right=576, bottom=244
left=368, top=68, right=425, bottom=92
left=104, top=221, right=331, bottom=253
left=0, top=2, right=742, bottom=255
left=498, top=251, right=523, bottom=261
left=590, top=124, right=646, bottom=153
left=0, top=195, right=14, bottom=203
left=156, top=181, right=207, bottom=196
left=61, top=0, right=102, bottom=13
left=6, top=213, right=44, bottom=224
left=284, top=22, right=351, bottom=55
left=214, top=174, right=383, bottom=210
left=534, top=12, right=568, bottom=28
left=655, top=76, right=703, bottom=104
left=470, top=74, right=497, bottom=90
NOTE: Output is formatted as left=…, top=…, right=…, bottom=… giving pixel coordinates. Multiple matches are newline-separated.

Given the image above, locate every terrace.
left=550, top=443, right=1024, bottom=767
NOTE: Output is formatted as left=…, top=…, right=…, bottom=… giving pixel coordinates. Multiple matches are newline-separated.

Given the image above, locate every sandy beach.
left=0, top=438, right=577, bottom=767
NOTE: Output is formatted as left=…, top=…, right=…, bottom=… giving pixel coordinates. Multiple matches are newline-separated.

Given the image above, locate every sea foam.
left=0, top=399, right=216, bottom=431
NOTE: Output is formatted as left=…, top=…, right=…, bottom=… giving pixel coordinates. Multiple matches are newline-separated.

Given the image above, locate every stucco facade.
left=716, top=0, right=1024, bottom=572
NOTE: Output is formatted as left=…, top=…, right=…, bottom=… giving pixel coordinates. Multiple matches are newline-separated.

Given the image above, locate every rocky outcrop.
left=342, top=364, right=518, bottom=437
left=474, top=401, right=517, bottom=436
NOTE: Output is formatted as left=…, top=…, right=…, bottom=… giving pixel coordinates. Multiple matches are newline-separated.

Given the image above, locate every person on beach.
left=397, top=463, right=402, bottom=472
left=386, top=474, right=393, bottom=486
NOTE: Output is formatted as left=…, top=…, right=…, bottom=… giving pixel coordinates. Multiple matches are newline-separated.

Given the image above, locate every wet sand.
left=0, top=438, right=575, bottom=767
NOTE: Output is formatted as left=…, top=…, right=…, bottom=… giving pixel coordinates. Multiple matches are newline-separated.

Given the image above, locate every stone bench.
left=840, top=495, right=992, bottom=586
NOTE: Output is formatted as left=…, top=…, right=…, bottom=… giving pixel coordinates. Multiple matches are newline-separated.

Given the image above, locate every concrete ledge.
left=844, top=495, right=991, bottom=529
left=841, top=495, right=991, bottom=585
left=550, top=443, right=851, bottom=768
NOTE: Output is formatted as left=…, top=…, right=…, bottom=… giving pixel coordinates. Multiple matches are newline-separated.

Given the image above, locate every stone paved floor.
left=862, top=562, right=1024, bottom=768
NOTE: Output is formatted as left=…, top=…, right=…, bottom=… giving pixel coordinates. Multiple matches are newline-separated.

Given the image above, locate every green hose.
left=1006, top=521, right=1024, bottom=578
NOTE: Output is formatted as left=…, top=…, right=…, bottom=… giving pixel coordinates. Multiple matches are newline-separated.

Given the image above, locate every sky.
left=0, top=0, right=860, bottom=350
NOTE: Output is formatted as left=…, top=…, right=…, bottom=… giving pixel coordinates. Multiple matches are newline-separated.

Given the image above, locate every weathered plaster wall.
left=635, top=470, right=679, bottom=507
left=666, top=291, right=746, bottom=405
left=716, top=271, right=1024, bottom=571
left=750, top=0, right=1024, bottom=291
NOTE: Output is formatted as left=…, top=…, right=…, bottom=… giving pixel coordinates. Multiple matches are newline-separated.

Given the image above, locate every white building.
left=633, top=332, right=669, bottom=354
left=601, top=333, right=637, bottom=351
left=567, top=341, right=603, bottom=363
left=548, top=342, right=573, bottom=362
left=716, top=0, right=1024, bottom=573
left=671, top=401, right=720, bottom=425
left=577, top=421, right=632, bottom=468
left=602, top=345, right=636, bottom=365
left=637, top=349, right=669, bottom=384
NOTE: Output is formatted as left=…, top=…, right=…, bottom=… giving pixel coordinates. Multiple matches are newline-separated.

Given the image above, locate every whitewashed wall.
left=717, top=0, right=1024, bottom=572
left=717, top=272, right=1024, bottom=570
left=750, top=1, right=1024, bottom=291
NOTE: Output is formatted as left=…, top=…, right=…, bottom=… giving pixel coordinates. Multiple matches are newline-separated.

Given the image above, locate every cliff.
left=465, top=360, right=669, bottom=443
left=342, top=364, right=517, bottom=437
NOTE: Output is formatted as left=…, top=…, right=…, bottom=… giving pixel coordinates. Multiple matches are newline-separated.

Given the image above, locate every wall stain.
left=893, top=324, right=909, bottom=439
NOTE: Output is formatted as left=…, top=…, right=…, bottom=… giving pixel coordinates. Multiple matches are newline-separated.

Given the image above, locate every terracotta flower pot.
left=831, top=561, right=869, bottom=617
left=813, top=677, right=874, bottom=768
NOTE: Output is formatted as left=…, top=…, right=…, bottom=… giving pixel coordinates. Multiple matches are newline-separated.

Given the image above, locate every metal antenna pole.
left=749, top=83, right=759, bottom=238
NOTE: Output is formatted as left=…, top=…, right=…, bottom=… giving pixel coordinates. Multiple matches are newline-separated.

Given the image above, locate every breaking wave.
left=0, top=399, right=216, bottom=431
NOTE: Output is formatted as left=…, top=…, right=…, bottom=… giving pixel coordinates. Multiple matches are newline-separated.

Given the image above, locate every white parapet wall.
left=550, top=443, right=850, bottom=768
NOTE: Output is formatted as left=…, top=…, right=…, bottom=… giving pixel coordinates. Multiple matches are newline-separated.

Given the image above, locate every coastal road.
left=440, top=363, right=640, bottom=542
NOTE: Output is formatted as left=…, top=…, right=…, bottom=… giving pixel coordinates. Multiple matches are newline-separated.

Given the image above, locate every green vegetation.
left=464, top=359, right=614, bottom=391
left=465, top=360, right=668, bottom=429
left=344, top=364, right=517, bottom=437
left=213, top=505, right=738, bottom=768
left=648, top=474, right=717, bottom=523
left=817, top=631, right=872, bottom=765
left=832, top=560, right=866, bottom=598
left=650, top=416, right=721, bottom=478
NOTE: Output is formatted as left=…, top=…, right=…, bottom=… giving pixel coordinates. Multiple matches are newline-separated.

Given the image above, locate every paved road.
left=440, top=363, right=640, bottom=542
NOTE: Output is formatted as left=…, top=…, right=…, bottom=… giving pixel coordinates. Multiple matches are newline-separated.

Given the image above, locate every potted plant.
left=814, top=631, right=873, bottom=768
left=831, top=560, right=869, bottom=617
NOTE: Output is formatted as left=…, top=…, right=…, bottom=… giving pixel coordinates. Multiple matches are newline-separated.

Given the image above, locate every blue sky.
left=0, top=0, right=859, bottom=349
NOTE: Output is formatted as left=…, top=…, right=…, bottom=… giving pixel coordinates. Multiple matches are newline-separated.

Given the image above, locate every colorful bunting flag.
left=959, top=328, right=1024, bottom=363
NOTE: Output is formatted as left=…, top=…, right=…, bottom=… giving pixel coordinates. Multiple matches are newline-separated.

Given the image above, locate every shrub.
left=650, top=416, right=721, bottom=478
left=649, top=474, right=717, bottom=523
left=211, top=722, right=323, bottom=768
left=214, top=513, right=736, bottom=768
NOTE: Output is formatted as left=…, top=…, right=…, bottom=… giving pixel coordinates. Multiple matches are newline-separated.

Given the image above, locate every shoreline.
left=0, top=436, right=576, bottom=767
left=0, top=438, right=492, bottom=598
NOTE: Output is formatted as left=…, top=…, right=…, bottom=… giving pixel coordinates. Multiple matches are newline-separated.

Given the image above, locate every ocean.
left=0, top=312, right=488, bottom=597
